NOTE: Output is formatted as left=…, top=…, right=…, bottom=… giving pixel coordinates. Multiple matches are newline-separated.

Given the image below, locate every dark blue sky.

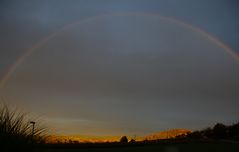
left=0, top=0, right=239, bottom=136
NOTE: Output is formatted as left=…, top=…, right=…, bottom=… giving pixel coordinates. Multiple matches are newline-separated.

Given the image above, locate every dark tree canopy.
left=120, top=136, right=128, bottom=143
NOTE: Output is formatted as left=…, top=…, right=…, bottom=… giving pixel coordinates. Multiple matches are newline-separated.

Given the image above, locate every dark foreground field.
left=34, top=141, right=239, bottom=152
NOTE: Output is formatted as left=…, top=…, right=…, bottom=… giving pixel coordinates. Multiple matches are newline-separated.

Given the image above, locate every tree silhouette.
left=120, top=136, right=128, bottom=143
left=129, top=139, right=136, bottom=143
left=180, top=122, right=239, bottom=141
left=213, top=123, right=226, bottom=139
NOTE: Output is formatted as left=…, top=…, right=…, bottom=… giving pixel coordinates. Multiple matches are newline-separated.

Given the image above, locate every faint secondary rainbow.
left=0, top=12, right=238, bottom=89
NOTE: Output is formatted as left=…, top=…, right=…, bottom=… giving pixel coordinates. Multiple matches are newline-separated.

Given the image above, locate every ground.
left=34, top=141, right=239, bottom=152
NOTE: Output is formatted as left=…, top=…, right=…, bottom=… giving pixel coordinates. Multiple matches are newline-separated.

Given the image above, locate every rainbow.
left=0, top=12, right=238, bottom=89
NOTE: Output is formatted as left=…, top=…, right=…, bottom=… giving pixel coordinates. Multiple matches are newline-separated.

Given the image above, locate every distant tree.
left=201, top=127, right=213, bottom=139
left=129, top=139, right=136, bottom=143
left=213, top=123, right=226, bottom=139
left=230, top=122, right=239, bottom=140
left=176, top=122, right=239, bottom=141
left=120, top=136, right=128, bottom=143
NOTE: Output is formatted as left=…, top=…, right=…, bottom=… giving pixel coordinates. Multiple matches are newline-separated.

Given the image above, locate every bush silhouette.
left=120, top=136, right=128, bottom=143
left=231, top=122, right=239, bottom=140
left=212, top=123, right=226, bottom=139
left=180, top=122, right=239, bottom=141
left=0, top=104, right=46, bottom=150
left=201, top=127, right=213, bottom=139
left=129, top=139, right=136, bottom=143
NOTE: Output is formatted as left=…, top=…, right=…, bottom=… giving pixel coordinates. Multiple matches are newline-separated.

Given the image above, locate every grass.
left=0, top=104, right=46, bottom=150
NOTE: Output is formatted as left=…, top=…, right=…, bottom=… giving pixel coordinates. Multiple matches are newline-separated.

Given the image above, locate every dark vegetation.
left=1, top=104, right=238, bottom=152
left=35, top=123, right=239, bottom=152
left=176, top=122, right=239, bottom=141
left=0, top=104, right=46, bottom=151
left=119, top=136, right=128, bottom=143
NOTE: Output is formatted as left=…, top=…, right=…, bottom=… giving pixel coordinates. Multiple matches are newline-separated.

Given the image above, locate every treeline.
left=176, top=122, right=239, bottom=141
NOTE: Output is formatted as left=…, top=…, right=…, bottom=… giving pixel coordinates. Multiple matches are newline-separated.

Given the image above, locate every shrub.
left=129, top=139, right=136, bottom=143
left=0, top=104, right=46, bottom=150
left=212, top=123, right=226, bottom=139
left=120, top=136, right=128, bottom=143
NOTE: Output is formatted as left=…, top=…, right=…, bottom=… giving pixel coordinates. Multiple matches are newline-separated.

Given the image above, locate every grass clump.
left=0, top=104, right=46, bottom=150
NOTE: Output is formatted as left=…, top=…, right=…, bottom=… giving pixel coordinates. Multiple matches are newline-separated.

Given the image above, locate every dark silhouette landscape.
left=0, top=104, right=239, bottom=152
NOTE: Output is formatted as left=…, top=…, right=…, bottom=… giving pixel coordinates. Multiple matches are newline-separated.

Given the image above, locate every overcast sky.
left=0, top=0, right=239, bottom=136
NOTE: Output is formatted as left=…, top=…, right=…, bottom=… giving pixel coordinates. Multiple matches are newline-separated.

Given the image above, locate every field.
left=34, top=141, right=239, bottom=152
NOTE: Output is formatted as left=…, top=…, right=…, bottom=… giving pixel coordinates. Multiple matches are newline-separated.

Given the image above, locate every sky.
left=0, top=0, right=239, bottom=136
